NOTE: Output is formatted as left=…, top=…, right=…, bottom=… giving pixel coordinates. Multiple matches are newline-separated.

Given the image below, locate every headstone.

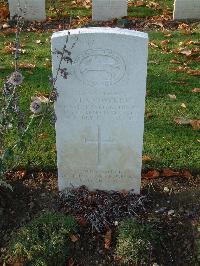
left=8, top=0, right=46, bottom=21
left=173, top=0, right=200, bottom=20
left=92, top=0, right=127, bottom=21
left=51, top=27, right=148, bottom=194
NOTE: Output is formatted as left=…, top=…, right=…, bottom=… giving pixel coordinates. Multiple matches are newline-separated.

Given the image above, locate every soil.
left=1, top=170, right=200, bottom=265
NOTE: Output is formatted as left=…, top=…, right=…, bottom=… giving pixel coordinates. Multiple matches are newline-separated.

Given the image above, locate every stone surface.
left=92, top=0, right=127, bottom=21
left=173, top=0, right=200, bottom=20
left=51, top=27, right=148, bottom=193
left=8, top=0, right=46, bottom=21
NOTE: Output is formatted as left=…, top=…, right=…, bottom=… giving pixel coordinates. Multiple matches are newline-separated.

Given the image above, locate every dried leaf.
left=104, top=229, right=112, bottom=249
left=142, top=155, right=152, bottom=161
left=162, top=168, right=180, bottom=177
left=146, top=1, right=160, bottom=9
left=190, top=120, right=200, bottom=130
left=149, top=41, right=158, bottom=48
left=175, top=117, right=190, bottom=125
left=192, top=88, right=200, bottom=93
left=168, top=94, right=176, bottom=100
left=0, top=6, right=9, bottom=21
left=18, top=63, right=36, bottom=69
left=146, top=112, right=153, bottom=119
left=68, top=257, right=75, bottom=266
left=134, top=0, right=145, bottom=7
left=14, top=170, right=26, bottom=180
left=175, top=118, right=200, bottom=130
left=181, top=170, right=193, bottom=178
left=36, top=40, right=42, bottom=44
left=142, top=170, right=160, bottom=179
left=75, top=215, right=87, bottom=226
left=170, top=59, right=182, bottom=64
left=187, top=69, right=200, bottom=76
left=181, top=103, right=187, bottom=108
left=70, top=234, right=79, bottom=243
left=171, top=66, right=189, bottom=73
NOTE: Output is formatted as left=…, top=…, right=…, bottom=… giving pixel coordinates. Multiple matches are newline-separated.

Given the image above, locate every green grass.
left=128, top=6, right=160, bottom=18
left=116, top=218, right=161, bottom=264
left=0, top=26, right=199, bottom=171
left=6, top=212, right=77, bottom=266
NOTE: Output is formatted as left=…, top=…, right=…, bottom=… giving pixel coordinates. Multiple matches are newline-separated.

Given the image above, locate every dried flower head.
left=7, top=71, right=24, bottom=86
left=30, top=99, right=42, bottom=114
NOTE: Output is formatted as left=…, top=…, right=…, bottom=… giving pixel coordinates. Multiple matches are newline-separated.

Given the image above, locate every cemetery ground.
left=0, top=0, right=200, bottom=265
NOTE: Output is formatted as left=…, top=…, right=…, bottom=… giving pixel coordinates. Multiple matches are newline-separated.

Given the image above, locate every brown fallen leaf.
left=181, top=170, right=193, bottom=178
left=13, top=263, right=24, bottom=266
left=134, top=0, right=145, bottom=7
left=160, top=40, right=170, bottom=46
left=171, top=66, right=189, bottom=73
left=170, top=59, right=182, bottom=64
left=15, top=170, right=27, bottom=179
left=146, top=112, right=153, bottom=119
left=142, top=170, right=160, bottom=179
left=174, top=117, right=190, bottom=125
left=149, top=41, right=159, bottom=48
left=68, top=257, right=75, bottom=266
left=187, top=69, right=200, bottom=76
left=192, top=88, right=200, bottom=93
left=104, top=229, right=112, bottom=249
left=162, top=168, right=180, bottom=177
left=70, top=234, right=79, bottom=243
left=164, top=33, right=172, bottom=38
left=194, top=57, right=200, bottom=62
left=0, top=6, right=9, bottom=21
left=146, top=1, right=160, bottom=9
left=18, top=63, right=36, bottom=69
left=178, top=23, right=191, bottom=34
left=75, top=215, right=87, bottom=226
left=175, top=117, right=200, bottom=130
left=142, top=155, right=152, bottom=161
left=190, top=120, right=200, bottom=130
left=185, top=40, right=200, bottom=46
left=178, top=48, right=192, bottom=56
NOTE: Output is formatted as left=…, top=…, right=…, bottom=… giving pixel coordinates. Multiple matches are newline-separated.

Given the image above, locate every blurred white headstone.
left=173, top=0, right=200, bottom=20
left=92, top=0, right=127, bottom=21
left=8, top=0, right=46, bottom=21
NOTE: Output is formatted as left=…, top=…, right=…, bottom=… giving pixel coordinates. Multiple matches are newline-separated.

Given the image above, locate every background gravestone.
left=8, top=0, right=46, bottom=21
left=92, top=0, right=127, bottom=21
left=173, top=0, right=200, bottom=20
left=52, top=27, right=148, bottom=194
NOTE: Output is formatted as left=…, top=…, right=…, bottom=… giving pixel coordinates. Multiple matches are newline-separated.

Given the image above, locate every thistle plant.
left=0, top=11, right=74, bottom=192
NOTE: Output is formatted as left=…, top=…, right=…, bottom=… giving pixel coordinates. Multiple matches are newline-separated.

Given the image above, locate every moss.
left=6, top=212, right=78, bottom=266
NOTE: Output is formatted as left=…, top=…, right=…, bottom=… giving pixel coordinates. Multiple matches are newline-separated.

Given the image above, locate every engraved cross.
left=84, top=126, right=114, bottom=166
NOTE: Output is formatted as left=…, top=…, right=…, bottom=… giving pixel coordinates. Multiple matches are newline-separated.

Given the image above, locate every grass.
left=0, top=0, right=199, bottom=172
left=6, top=212, right=77, bottom=265
left=116, top=218, right=161, bottom=264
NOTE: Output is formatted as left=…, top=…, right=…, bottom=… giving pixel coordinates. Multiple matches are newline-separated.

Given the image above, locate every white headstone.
left=173, top=0, right=200, bottom=20
left=92, top=0, right=127, bottom=21
left=8, top=0, right=46, bottom=21
left=51, top=27, right=148, bottom=194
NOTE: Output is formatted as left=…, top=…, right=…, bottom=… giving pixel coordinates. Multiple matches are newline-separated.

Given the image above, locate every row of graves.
left=8, top=0, right=200, bottom=22
left=6, top=0, right=200, bottom=194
